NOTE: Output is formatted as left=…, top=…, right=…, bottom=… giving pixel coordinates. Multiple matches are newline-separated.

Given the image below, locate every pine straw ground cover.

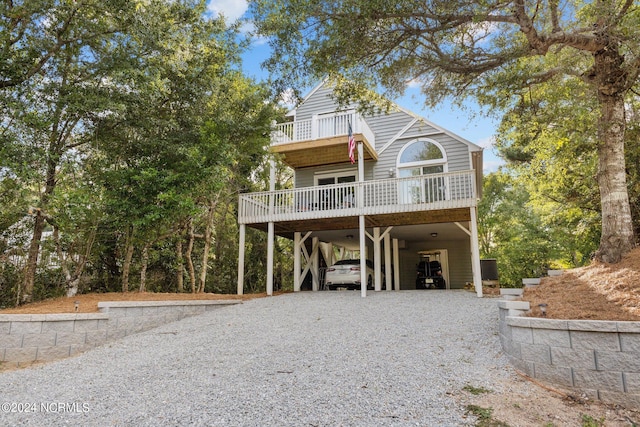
left=524, top=247, right=640, bottom=321
left=0, top=292, right=270, bottom=314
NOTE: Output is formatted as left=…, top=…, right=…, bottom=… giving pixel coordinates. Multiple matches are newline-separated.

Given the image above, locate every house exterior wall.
left=372, top=120, right=475, bottom=179
left=254, top=81, right=482, bottom=296
left=293, top=84, right=357, bottom=121
left=288, top=85, right=477, bottom=186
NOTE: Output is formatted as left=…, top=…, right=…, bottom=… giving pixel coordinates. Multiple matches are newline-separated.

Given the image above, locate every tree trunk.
left=53, top=223, right=97, bottom=297
left=53, top=225, right=76, bottom=297
left=122, top=227, right=135, bottom=293
left=593, top=49, right=636, bottom=263
left=186, top=219, right=196, bottom=293
left=176, top=238, right=184, bottom=293
left=20, top=209, right=45, bottom=303
left=198, top=199, right=217, bottom=293
left=139, top=243, right=149, bottom=292
left=67, top=225, right=97, bottom=297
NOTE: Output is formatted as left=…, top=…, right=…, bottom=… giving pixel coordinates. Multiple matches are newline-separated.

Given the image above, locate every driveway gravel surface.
left=0, top=291, right=511, bottom=426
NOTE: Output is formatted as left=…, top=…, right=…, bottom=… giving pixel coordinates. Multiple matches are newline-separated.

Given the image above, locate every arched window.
left=396, top=139, right=447, bottom=203
left=397, top=139, right=446, bottom=177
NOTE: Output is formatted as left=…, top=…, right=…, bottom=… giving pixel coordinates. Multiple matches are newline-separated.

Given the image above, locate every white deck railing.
left=239, top=170, right=477, bottom=224
left=271, top=111, right=375, bottom=147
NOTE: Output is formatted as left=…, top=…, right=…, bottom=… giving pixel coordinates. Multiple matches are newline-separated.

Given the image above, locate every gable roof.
left=289, top=80, right=483, bottom=153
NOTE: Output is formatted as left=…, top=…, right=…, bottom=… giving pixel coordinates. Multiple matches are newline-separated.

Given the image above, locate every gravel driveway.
left=0, top=291, right=512, bottom=426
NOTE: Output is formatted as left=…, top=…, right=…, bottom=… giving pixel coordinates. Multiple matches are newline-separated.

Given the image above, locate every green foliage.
left=465, top=404, right=510, bottom=427
left=580, top=413, right=605, bottom=427
left=478, top=168, right=601, bottom=286
left=463, top=385, right=492, bottom=396
left=0, top=263, right=20, bottom=309
left=0, top=1, right=282, bottom=306
left=252, top=0, right=640, bottom=262
left=478, top=171, right=557, bottom=286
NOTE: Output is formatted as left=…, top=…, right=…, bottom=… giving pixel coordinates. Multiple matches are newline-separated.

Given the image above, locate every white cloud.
left=207, top=0, right=248, bottom=22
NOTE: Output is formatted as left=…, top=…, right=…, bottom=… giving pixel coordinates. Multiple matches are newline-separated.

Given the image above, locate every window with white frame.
left=397, top=139, right=447, bottom=203
left=314, top=170, right=357, bottom=209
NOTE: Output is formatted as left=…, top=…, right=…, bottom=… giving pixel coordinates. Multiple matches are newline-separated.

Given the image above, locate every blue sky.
left=207, top=0, right=504, bottom=173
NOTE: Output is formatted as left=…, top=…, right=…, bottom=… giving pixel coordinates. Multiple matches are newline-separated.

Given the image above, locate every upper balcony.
left=238, top=170, right=477, bottom=232
left=271, top=111, right=378, bottom=168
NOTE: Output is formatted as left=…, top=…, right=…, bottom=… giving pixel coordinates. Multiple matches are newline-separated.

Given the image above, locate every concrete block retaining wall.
left=499, top=300, right=640, bottom=409
left=0, top=300, right=241, bottom=367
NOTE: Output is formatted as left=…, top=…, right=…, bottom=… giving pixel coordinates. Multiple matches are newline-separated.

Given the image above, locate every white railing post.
left=311, top=114, right=318, bottom=139
left=238, top=170, right=477, bottom=224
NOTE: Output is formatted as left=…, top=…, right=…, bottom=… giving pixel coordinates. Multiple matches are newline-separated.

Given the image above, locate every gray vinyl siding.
left=295, top=163, right=373, bottom=188
left=294, top=85, right=358, bottom=121
left=371, top=120, right=474, bottom=180
left=292, top=83, right=478, bottom=181
left=290, top=80, right=480, bottom=205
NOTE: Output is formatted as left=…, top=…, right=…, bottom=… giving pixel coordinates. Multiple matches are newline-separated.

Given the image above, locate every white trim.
left=392, top=103, right=484, bottom=152
left=397, top=138, right=448, bottom=167
left=378, top=118, right=418, bottom=155
left=454, top=221, right=471, bottom=237
left=396, top=139, right=449, bottom=183
left=288, top=79, right=483, bottom=152
left=314, top=168, right=357, bottom=185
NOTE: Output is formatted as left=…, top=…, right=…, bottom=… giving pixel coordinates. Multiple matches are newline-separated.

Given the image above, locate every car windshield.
left=333, top=259, right=374, bottom=268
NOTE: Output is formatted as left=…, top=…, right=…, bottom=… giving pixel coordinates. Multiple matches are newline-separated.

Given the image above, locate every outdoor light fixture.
left=388, top=168, right=395, bottom=177
left=74, top=301, right=80, bottom=312
left=430, top=232, right=438, bottom=238
left=538, top=303, right=548, bottom=317
left=346, top=234, right=354, bottom=240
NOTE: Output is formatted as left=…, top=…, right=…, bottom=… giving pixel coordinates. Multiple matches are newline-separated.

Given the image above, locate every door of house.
left=398, top=165, right=446, bottom=204
left=316, top=173, right=356, bottom=209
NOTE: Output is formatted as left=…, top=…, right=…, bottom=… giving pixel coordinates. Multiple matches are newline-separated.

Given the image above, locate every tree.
left=0, top=0, right=133, bottom=89
left=251, top=0, right=639, bottom=262
left=478, top=171, right=598, bottom=285
left=0, top=0, right=242, bottom=302
left=493, top=63, right=614, bottom=265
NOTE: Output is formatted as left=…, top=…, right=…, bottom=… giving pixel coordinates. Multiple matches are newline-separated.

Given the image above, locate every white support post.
left=357, top=140, right=367, bottom=297
left=326, top=243, right=334, bottom=267
left=266, top=159, right=276, bottom=296
left=294, top=232, right=301, bottom=292
left=384, top=232, right=392, bottom=291
left=392, top=238, right=400, bottom=291
left=237, top=223, right=245, bottom=295
left=470, top=207, right=483, bottom=297
left=373, top=227, right=382, bottom=291
left=359, top=215, right=367, bottom=298
left=267, top=222, right=274, bottom=296
left=312, top=236, right=320, bottom=291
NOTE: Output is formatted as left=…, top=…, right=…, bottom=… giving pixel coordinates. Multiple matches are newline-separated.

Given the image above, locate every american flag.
left=348, top=121, right=355, bottom=164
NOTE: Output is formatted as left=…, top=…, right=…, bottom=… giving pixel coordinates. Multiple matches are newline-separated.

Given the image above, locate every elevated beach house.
left=237, top=81, right=484, bottom=297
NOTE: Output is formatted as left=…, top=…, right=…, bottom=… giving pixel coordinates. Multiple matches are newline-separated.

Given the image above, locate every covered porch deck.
left=237, top=172, right=482, bottom=297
